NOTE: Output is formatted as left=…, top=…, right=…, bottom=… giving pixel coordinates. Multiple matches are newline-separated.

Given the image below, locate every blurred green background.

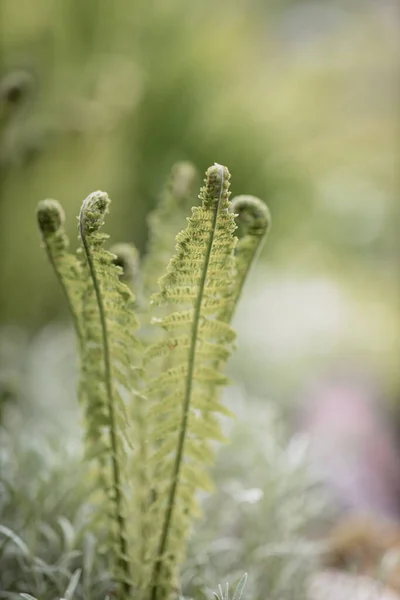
left=0, top=0, right=398, bottom=595
left=1, top=0, right=398, bottom=398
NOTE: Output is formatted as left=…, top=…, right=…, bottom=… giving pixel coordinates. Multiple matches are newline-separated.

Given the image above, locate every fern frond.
left=201, top=196, right=270, bottom=440
left=78, top=191, right=142, bottom=595
left=142, top=161, right=199, bottom=300
left=224, top=195, right=271, bottom=324
left=145, top=164, right=238, bottom=599
left=36, top=199, right=85, bottom=349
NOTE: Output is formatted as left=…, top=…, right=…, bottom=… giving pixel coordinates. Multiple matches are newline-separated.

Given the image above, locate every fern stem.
left=44, top=242, right=83, bottom=339
left=37, top=200, right=84, bottom=349
left=79, top=198, right=131, bottom=597
left=150, top=165, right=225, bottom=599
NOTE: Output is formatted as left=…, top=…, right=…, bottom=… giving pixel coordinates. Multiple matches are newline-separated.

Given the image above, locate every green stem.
left=79, top=206, right=131, bottom=597
left=150, top=167, right=225, bottom=600
left=224, top=238, right=262, bottom=325
left=41, top=236, right=84, bottom=353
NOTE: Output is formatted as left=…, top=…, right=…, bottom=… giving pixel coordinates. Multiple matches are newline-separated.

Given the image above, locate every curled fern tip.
left=202, top=163, right=230, bottom=208
left=231, top=195, right=271, bottom=236
left=36, top=199, right=65, bottom=235
left=80, top=191, right=110, bottom=234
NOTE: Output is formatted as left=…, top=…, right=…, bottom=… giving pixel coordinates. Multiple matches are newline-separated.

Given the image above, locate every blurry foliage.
left=0, top=324, right=326, bottom=599
left=1, top=0, right=397, bottom=331
left=0, top=0, right=300, bottom=326
left=183, top=402, right=328, bottom=599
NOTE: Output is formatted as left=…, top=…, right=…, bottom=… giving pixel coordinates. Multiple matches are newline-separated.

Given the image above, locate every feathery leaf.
left=224, top=195, right=271, bottom=324
left=78, top=191, right=142, bottom=595
left=37, top=199, right=85, bottom=349
left=145, top=164, right=238, bottom=599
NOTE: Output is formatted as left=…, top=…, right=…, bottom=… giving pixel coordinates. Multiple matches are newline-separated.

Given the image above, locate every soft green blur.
left=1, top=0, right=397, bottom=396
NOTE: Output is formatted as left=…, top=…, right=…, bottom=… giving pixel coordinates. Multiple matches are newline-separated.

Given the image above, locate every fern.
left=37, top=163, right=271, bottom=600
left=197, top=196, right=271, bottom=446
left=78, top=192, right=143, bottom=594
left=225, top=195, right=271, bottom=324
left=145, top=164, right=238, bottom=599
left=36, top=199, right=85, bottom=350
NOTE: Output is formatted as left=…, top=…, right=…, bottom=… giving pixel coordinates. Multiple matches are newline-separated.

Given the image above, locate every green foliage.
left=78, top=191, right=142, bottom=593
left=213, top=573, right=248, bottom=600
left=0, top=424, right=111, bottom=598
left=145, top=165, right=238, bottom=598
left=183, top=407, right=327, bottom=600
left=0, top=322, right=328, bottom=600
left=36, top=199, right=85, bottom=349
left=224, top=196, right=271, bottom=324
left=32, top=162, right=270, bottom=599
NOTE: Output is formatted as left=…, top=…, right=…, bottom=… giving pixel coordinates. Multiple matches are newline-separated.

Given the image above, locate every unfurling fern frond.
left=78, top=191, right=143, bottom=594
left=145, top=164, right=238, bottom=599
left=36, top=199, right=85, bottom=349
left=142, top=161, right=199, bottom=300
left=198, top=196, right=271, bottom=441
left=223, top=195, right=271, bottom=324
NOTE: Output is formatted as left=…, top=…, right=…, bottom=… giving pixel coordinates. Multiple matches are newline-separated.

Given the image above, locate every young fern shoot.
left=224, top=195, right=271, bottom=324
left=36, top=200, right=85, bottom=350
left=78, top=192, right=142, bottom=594
left=145, top=164, right=238, bottom=599
left=38, top=193, right=145, bottom=597
left=37, top=163, right=271, bottom=600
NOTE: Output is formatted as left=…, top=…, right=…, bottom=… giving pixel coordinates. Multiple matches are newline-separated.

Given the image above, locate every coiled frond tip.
left=37, top=199, right=65, bottom=235
left=80, top=190, right=110, bottom=234
left=202, top=163, right=230, bottom=208
left=231, top=195, right=271, bottom=236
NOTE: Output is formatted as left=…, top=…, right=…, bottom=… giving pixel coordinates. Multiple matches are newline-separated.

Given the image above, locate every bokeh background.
left=0, top=0, right=399, bottom=598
